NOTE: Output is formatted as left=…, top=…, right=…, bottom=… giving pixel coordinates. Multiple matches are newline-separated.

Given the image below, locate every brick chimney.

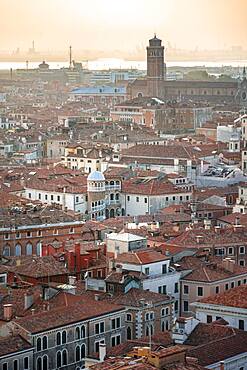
left=67, top=250, right=75, bottom=272
left=222, top=258, right=235, bottom=272
left=3, top=304, right=13, bottom=321
left=75, top=243, right=81, bottom=273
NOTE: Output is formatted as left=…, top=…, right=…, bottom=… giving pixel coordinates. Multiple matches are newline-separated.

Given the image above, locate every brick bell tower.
left=146, top=34, right=166, bottom=98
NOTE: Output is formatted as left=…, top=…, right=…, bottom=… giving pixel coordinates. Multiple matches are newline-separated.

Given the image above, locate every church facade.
left=127, top=35, right=247, bottom=108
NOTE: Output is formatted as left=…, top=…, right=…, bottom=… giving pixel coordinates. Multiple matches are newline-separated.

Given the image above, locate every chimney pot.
left=3, top=304, right=13, bottom=321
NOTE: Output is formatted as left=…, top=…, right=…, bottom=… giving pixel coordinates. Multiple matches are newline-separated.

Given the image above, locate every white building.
left=106, top=232, right=147, bottom=257
left=116, top=249, right=181, bottom=314
left=191, top=284, right=247, bottom=331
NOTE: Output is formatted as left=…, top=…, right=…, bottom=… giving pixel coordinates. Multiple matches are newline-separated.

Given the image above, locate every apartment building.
left=12, top=299, right=126, bottom=370
left=178, top=255, right=247, bottom=315
left=192, top=284, right=247, bottom=331
left=115, top=249, right=181, bottom=314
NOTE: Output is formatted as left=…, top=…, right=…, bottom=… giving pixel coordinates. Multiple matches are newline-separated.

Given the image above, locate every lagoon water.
left=0, top=58, right=247, bottom=70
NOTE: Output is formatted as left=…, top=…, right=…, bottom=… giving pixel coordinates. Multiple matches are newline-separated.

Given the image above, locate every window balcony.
left=105, top=184, right=121, bottom=191
left=92, top=203, right=105, bottom=212
left=105, top=199, right=121, bottom=206
left=88, top=185, right=105, bottom=192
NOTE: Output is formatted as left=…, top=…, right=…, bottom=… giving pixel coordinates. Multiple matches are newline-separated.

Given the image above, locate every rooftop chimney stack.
left=3, top=304, right=13, bottom=321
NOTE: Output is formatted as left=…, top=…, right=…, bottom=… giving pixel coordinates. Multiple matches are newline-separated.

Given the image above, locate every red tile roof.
left=116, top=249, right=169, bottom=265
left=169, top=225, right=247, bottom=248
left=6, top=256, right=68, bottom=278
left=199, top=284, right=247, bottom=309
left=122, top=177, right=191, bottom=196
left=186, top=322, right=247, bottom=366
left=0, top=335, right=32, bottom=357
left=178, top=255, right=247, bottom=282
left=14, top=299, right=125, bottom=334
left=110, top=288, right=172, bottom=307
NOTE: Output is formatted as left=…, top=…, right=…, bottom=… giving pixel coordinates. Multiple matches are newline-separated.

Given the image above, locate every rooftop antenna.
left=243, top=66, right=246, bottom=80
left=69, top=45, right=72, bottom=69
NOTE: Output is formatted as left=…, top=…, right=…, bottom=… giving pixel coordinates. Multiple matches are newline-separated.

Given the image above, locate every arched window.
left=26, top=242, right=33, bottom=255
left=43, top=355, right=48, bottom=370
left=56, top=332, right=61, bottom=345
left=115, top=193, right=119, bottom=201
left=161, top=321, right=165, bottom=332
left=161, top=308, right=165, bottom=317
left=75, top=326, right=80, bottom=340
left=110, top=180, right=114, bottom=186
left=81, top=325, right=85, bottom=338
left=15, top=244, right=21, bottom=256
left=62, top=330, right=67, bottom=344
left=81, top=344, right=86, bottom=358
left=166, top=321, right=169, bottom=330
left=37, top=338, right=42, bottom=351
left=56, top=351, right=62, bottom=368
left=36, top=242, right=42, bottom=256
left=127, top=326, right=132, bottom=340
left=42, top=336, right=48, bottom=350
left=3, top=246, right=10, bottom=256
left=126, top=313, right=132, bottom=322
left=37, top=357, right=42, bottom=370
left=75, top=346, right=80, bottom=362
left=13, top=359, right=19, bottom=370
left=62, top=350, right=67, bottom=365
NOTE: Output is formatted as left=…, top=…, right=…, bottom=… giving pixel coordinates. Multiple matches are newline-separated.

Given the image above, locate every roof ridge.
left=189, top=328, right=237, bottom=349
left=202, top=266, right=211, bottom=282
left=135, top=252, right=143, bottom=265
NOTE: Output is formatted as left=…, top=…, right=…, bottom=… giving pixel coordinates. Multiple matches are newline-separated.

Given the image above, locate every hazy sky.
left=1, top=0, right=247, bottom=52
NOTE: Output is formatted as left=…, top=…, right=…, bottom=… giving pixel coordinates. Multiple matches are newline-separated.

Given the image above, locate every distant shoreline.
left=0, top=59, right=246, bottom=71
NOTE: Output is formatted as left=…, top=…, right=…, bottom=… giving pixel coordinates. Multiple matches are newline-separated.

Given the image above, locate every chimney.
left=68, top=275, right=76, bottom=285
left=31, top=308, right=36, bottom=315
left=222, top=258, right=235, bottom=272
left=214, top=226, right=222, bottom=234
left=233, top=224, right=244, bottom=233
left=220, top=361, right=224, bottom=370
left=235, top=216, right=240, bottom=225
left=75, top=243, right=81, bottom=273
left=24, top=292, right=34, bottom=310
left=115, top=264, right=122, bottom=273
left=196, top=235, right=203, bottom=244
left=99, top=343, right=106, bottom=362
left=95, top=294, right=100, bottom=301
left=3, top=304, right=13, bottom=321
left=67, top=251, right=75, bottom=272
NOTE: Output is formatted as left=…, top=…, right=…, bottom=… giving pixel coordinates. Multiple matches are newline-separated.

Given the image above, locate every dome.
left=87, top=171, right=105, bottom=181
left=38, top=61, right=49, bottom=70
